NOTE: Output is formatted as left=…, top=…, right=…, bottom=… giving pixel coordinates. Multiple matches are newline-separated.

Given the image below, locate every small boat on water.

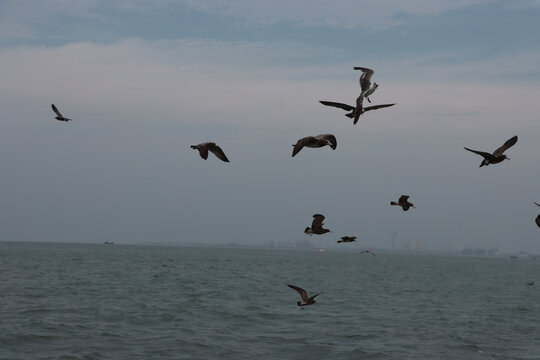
left=315, top=248, right=326, bottom=252
left=104, top=241, right=114, bottom=245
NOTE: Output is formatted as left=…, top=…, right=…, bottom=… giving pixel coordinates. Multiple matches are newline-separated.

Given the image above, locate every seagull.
left=288, top=284, right=319, bottom=306
left=337, top=236, right=357, bottom=243
left=359, top=249, right=376, bottom=256
left=464, top=136, right=517, bottom=167
left=391, top=195, right=415, bottom=211
left=354, top=66, right=378, bottom=103
left=319, top=101, right=395, bottom=125
left=527, top=281, right=534, bottom=286
left=535, top=202, right=540, bottom=228
left=292, top=134, right=337, bottom=157
left=305, top=214, right=331, bottom=235
left=190, top=142, right=230, bottom=162
left=51, top=104, right=72, bottom=122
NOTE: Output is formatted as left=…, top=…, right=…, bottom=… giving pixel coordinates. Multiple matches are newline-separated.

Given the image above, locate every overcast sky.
left=1, top=0, right=539, bottom=253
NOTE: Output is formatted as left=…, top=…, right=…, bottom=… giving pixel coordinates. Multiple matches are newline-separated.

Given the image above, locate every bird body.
left=292, top=134, right=337, bottom=157
left=337, top=236, right=357, bottom=243
left=464, top=136, right=517, bottom=167
left=391, top=195, right=415, bottom=211
left=191, top=142, right=230, bottom=162
left=51, top=104, right=72, bottom=122
left=288, top=284, right=319, bottom=306
left=305, top=214, right=331, bottom=235
left=319, top=101, right=395, bottom=124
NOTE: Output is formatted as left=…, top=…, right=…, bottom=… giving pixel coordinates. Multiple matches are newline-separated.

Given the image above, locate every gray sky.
left=1, top=0, right=540, bottom=253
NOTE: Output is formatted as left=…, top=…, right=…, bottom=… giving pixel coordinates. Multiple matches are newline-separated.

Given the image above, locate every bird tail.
left=390, top=201, right=398, bottom=206
left=190, top=145, right=197, bottom=149
left=304, top=227, right=311, bottom=234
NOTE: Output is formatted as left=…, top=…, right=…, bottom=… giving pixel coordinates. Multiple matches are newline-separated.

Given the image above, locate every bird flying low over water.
left=305, top=214, right=331, bottom=235
left=292, top=134, right=337, bottom=157
left=359, top=249, right=376, bottom=256
left=190, top=142, right=230, bottom=162
left=391, top=195, right=415, bottom=211
left=337, top=236, right=357, bottom=243
left=319, top=101, right=395, bottom=125
left=51, top=104, right=72, bottom=122
left=288, top=284, right=319, bottom=306
left=464, top=136, right=517, bottom=167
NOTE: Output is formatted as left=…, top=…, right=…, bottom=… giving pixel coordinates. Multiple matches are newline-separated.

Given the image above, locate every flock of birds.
left=51, top=65, right=536, bottom=306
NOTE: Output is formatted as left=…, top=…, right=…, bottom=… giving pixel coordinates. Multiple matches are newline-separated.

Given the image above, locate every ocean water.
left=1, top=242, right=539, bottom=360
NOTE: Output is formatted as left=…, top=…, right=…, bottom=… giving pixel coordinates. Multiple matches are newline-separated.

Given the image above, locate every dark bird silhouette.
left=359, top=249, right=376, bottom=256
left=527, top=281, right=534, bottom=286
left=464, top=136, right=517, bottom=167
left=51, top=104, right=72, bottom=122
left=319, top=101, right=395, bottom=124
left=305, top=214, right=331, bottom=235
left=391, top=195, right=415, bottom=211
left=292, top=134, right=337, bottom=157
left=288, top=284, right=319, bottom=306
left=337, top=236, right=357, bottom=243
left=190, top=142, right=230, bottom=162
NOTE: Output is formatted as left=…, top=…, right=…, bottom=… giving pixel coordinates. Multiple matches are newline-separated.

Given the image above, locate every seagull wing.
left=398, top=195, right=409, bottom=203
left=319, top=101, right=355, bottom=112
left=535, top=202, right=540, bottom=207
left=292, top=137, right=312, bottom=157
left=312, top=214, right=326, bottom=229
left=493, top=135, right=518, bottom=157
left=288, top=284, right=309, bottom=301
left=209, top=145, right=230, bottom=162
left=536, top=215, right=540, bottom=228
left=51, top=104, right=63, bottom=118
left=464, top=147, right=495, bottom=161
left=354, top=67, right=374, bottom=92
left=363, top=103, right=396, bottom=112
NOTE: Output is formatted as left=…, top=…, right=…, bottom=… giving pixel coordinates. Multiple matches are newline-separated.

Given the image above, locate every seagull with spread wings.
left=190, top=142, right=230, bottom=162
left=391, top=195, right=415, bottom=211
left=51, top=104, right=72, bottom=122
left=319, top=101, right=395, bottom=124
left=304, top=214, right=331, bottom=235
left=337, top=236, right=357, bottom=243
left=292, top=134, right=337, bottom=157
left=464, top=136, right=517, bottom=167
left=288, top=284, right=320, bottom=306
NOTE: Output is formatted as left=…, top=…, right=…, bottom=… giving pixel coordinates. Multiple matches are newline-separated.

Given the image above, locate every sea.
left=1, top=242, right=539, bottom=360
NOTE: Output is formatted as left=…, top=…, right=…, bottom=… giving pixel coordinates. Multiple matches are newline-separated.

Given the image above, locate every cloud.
left=180, top=0, right=491, bottom=29
left=0, top=38, right=538, bottom=136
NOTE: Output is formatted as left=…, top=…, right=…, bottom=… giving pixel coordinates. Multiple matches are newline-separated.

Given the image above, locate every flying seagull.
left=535, top=202, right=540, bottom=228
left=337, top=236, right=357, bottom=243
left=288, top=284, right=319, bottom=306
left=354, top=66, right=379, bottom=103
left=51, top=104, right=72, bottom=122
left=305, top=214, right=331, bottom=235
left=359, top=249, right=376, bottom=256
left=190, top=142, right=230, bottom=162
left=391, top=195, right=415, bottom=211
left=319, top=101, right=395, bottom=124
left=292, top=134, right=337, bottom=157
left=464, top=136, right=517, bottom=167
